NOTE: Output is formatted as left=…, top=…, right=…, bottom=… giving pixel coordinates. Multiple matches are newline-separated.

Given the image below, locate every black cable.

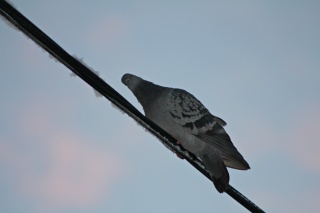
left=0, top=1, right=265, bottom=212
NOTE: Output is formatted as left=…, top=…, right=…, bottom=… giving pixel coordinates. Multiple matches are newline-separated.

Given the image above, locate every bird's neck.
left=132, top=81, right=166, bottom=108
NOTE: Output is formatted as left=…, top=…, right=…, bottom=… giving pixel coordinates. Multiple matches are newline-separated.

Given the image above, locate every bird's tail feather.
left=202, top=153, right=230, bottom=193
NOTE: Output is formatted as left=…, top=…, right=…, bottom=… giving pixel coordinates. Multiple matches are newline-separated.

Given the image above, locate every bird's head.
left=121, top=73, right=162, bottom=107
left=121, top=73, right=144, bottom=92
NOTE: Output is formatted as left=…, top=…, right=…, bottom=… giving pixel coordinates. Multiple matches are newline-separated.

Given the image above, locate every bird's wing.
left=197, top=124, right=250, bottom=170
left=167, top=89, right=249, bottom=170
left=167, top=89, right=226, bottom=134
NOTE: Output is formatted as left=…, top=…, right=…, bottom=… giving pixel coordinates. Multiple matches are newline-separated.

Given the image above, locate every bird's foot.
left=176, top=153, right=185, bottom=159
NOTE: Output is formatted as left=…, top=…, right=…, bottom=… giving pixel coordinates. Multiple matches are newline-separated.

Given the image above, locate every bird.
left=121, top=73, right=250, bottom=193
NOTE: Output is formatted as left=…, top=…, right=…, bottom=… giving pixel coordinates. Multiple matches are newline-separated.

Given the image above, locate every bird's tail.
left=202, top=153, right=230, bottom=193
left=210, top=165, right=229, bottom=193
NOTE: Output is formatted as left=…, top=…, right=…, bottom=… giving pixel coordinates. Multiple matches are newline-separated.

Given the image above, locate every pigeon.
left=121, top=73, right=250, bottom=193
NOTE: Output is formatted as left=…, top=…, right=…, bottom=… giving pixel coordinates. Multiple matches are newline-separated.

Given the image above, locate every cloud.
left=27, top=134, right=122, bottom=206
left=0, top=100, right=125, bottom=211
left=288, top=104, right=320, bottom=172
left=87, top=16, right=127, bottom=45
left=236, top=102, right=320, bottom=173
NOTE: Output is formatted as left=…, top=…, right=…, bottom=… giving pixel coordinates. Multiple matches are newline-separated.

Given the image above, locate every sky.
left=0, top=0, right=320, bottom=212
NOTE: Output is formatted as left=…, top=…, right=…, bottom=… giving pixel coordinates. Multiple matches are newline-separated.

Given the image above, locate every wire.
left=0, top=1, right=265, bottom=212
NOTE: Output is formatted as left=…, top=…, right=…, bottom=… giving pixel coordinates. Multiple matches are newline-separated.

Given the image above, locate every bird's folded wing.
left=196, top=125, right=250, bottom=170
left=167, top=89, right=249, bottom=170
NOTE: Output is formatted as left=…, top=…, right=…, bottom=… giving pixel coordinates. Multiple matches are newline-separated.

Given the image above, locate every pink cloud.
left=288, top=104, right=320, bottom=172
left=0, top=100, right=125, bottom=210
left=238, top=102, right=320, bottom=173
left=26, top=134, right=122, bottom=207
left=220, top=105, right=320, bottom=212
left=87, top=16, right=128, bottom=45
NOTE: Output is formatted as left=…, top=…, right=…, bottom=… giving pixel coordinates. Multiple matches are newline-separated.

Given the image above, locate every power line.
left=0, top=1, right=265, bottom=212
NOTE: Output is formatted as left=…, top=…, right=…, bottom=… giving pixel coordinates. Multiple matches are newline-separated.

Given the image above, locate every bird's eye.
left=125, top=79, right=130, bottom=84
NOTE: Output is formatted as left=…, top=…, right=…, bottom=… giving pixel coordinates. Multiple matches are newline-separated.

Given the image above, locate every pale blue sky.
left=0, top=1, right=320, bottom=212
